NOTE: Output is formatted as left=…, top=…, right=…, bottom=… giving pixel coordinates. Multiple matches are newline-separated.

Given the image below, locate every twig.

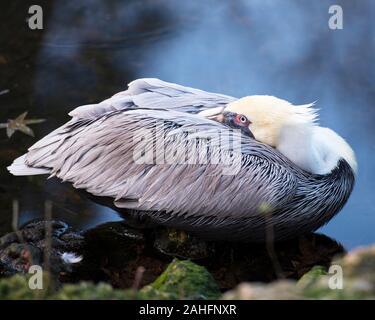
left=44, top=200, right=53, bottom=288
left=264, top=211, right=285, bottom=279
left=131, top=266, right=146, bottom=296
left=12, top=199, right=24, bottom=243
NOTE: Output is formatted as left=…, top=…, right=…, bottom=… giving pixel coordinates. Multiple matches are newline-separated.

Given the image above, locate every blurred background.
left=0, top=0, right=374, bottom=249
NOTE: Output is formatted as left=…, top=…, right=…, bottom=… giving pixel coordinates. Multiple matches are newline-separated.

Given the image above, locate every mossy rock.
left=0, top=274, right=52, bottom=300
left=153, top=228, right=212, bottom=259
left=0, top=274, right=149, bottom=300
left=52, top=282, right=135, bottom=300
left=0, top=259, right=220, bottom=300
left=224, top=246, right=375, bottom=300
left=297, top=265, right=327, bottom=288
left=222, top=280, right=301, bottom=300
left=142, top=259, right=220, bottom=299
left=300, top=248, right=375, bottom=299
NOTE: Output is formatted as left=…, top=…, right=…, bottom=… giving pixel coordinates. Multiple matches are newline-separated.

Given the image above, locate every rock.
left=84, top=221, right=144, bottom=242
left=0, top=259, right=220, bottom=300
left=0, top=219, right=346, bottom=293
left=0, top=273, right=133, bottom=300
left=224, top=245, right=375, bottom=300
left=0, top=243, right=42, bottom=273
left=222, top=280, right=301, bottom=300
left=53, top=282, right=135, bottom=300
left=295, top=246, right=375, bottom=299
left=2, top=217, right=375, bottom=300
left=0, top=220, right=85, bottom=280
left=153, top=228, right=213, bottom=259
left=0, top=232, right=20, bottom=247
left=0, top=260, right=17, bottom=277
left=340, top=246, right=375, bottom=280
left=296, top=265, right=327, bottom=288
left=80, top=221, right=166, bottom=288
left=204, top=233, right=344, bottom=289
left=141, top=259, right=221, bottom=299
left=21, top=220, right=69, bottom=241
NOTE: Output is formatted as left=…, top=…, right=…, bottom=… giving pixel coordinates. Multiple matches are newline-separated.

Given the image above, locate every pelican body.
left=8, top=79, right=356, bottom=241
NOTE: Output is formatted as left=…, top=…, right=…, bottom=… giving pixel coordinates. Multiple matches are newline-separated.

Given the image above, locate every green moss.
left=53, top=282, right=138, bottom=300
left=0, top=274, right=51, bottom=300
left=297, top=265, right=327, bottom=288
left=143, top=259, right=220, bottom=299
left=0, top=259, right=220, bottom=300
left=224, top=249, right=375, bottom=300
left=0, top=275, right=147, bottom=300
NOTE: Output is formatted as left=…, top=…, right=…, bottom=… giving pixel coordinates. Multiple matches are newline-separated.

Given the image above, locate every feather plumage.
left=7, top=78, right=355, bottom=241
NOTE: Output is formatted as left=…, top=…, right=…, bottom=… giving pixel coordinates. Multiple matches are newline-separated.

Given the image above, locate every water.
left=0, top=0, right=374, bottom=249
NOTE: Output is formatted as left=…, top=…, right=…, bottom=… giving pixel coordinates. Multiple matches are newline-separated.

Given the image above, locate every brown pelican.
left=7, top=79, right=356, bottom=241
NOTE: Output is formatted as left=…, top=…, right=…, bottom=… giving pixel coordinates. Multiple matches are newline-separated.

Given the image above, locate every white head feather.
left=224, top=95, right=357, bottom=175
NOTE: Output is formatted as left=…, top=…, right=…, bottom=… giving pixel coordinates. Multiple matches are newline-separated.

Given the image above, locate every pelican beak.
left=208, top=113, right=225, bottom=123
left=222, top=112, right=255, bottom=139
left=207, top=111, right=235, bottom=123
left=199, top=108, right=255, bottom=139
left=220, top=112, right=238, bottom=126
left=198, top=106, right=225, bottom=121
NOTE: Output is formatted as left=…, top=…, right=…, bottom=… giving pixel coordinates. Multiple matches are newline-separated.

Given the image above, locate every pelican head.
left=216, top=95, right=357, bottom=175
left=222, top=95, right=317, bottom=147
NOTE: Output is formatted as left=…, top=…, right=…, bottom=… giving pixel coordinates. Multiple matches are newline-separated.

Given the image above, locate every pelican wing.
left=24, top=107, right=298, bottom=220
left=68, top=78, right=236, bottom=120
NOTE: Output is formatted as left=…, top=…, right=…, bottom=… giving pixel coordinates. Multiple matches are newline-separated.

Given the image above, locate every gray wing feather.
left=21, top=78, right=297, bottom=221
left=25, top=107, right=297, bottom=219
left=68, top=78, right=236, bottom=119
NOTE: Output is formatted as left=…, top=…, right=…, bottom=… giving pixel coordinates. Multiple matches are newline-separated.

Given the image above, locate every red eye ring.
left=235, top=114, right=248, bottom=124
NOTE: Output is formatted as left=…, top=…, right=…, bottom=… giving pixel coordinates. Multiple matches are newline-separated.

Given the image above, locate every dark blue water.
left=1, top=0, right=374, bottom=249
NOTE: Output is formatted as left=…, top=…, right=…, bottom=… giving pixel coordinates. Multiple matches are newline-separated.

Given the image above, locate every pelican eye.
left=236, top=114, right=249, bottom=125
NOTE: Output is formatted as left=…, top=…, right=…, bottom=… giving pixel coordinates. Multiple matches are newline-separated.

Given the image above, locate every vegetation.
left=0, top=259, right=220, bottom=300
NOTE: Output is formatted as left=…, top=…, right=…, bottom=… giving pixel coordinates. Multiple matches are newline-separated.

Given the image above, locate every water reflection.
left=0, top=0, right=374, bottom=249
